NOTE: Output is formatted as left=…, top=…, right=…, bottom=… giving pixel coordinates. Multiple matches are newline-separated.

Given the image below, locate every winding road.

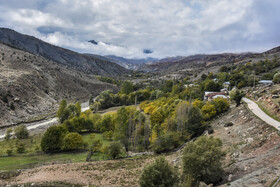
left=242, top=97, right=280, bottom=131
left=0, top=102, right=90, bottom=140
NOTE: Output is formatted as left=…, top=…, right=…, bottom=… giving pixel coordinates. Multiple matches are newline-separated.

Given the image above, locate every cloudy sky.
left=0, top=0, right=279, bottom=58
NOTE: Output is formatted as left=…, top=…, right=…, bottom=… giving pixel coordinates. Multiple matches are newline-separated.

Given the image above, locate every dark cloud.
left=0, top=0, right=279, bottom=58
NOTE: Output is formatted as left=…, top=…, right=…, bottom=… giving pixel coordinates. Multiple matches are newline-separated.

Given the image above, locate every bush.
left=230, top=90, right=244, bottom=106
left=211, top=97, right=229, bottom=115
left=14, top=125, right=29, bottom=139
left=6, top=149, right=13, bottom=156
left=152, top=132, right=182, bottom=154
left=139, top=157, right=179, bottom=187
left=4, top=128, right=13, bottom=140
left=16, top=143, right=25, bottom=153
left=183, top=136, right=225, bottom=185
left=106, top=142, right=125, bottom=159
left=62, top=132, right=85, bottom=151
left=273, top=72, right=280, bottom=83
left=224, top=122, right=234, bottom=127
left=41, top=125, right=67, bottom=153
left=201, top=102, right=216, bottom=120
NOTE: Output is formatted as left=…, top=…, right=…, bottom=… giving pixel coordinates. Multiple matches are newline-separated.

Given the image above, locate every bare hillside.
left=0, top=43, right=118, bottom=127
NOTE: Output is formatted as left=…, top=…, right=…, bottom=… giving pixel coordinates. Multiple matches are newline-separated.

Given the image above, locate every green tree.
left=5, top=128, right=13, bottom=140
left=16, top=143, right=25, bottom=153
left=273, top=72, right=280, bottom=83
left=203, top=79, right=220, bottom=91
left=121, top=81, right=133, bottom=94
left=41, top=125, right=67, bottom=153
left=186, top=107, right=204, bottom=136
left=183, top=136, right=225, bottom=185
left=14, top=125, right=29, bottom=139
left=57, top=99, right=71, bottom=123
left=106, top=141, right=124, bottom=159
left=152, top=132, right=181, bottom=153
left=62, top=132, right=85, bottom=151
left=139, top=157, right=179, bottom=187
left=230, top=90, right=244, bottom=106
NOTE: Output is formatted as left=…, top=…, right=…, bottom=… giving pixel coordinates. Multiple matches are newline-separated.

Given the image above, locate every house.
left=204, top=91, right=229, bottom=101
left=258, top=80, right=273, bottom=85
left=223, top=81, right=230, bottom=88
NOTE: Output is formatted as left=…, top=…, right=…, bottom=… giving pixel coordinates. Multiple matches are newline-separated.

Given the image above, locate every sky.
left=0, top=0, right=279, bottom=59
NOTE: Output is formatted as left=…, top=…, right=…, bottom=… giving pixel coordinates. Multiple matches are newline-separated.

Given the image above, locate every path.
left=242, top=97, right=280, bottom=131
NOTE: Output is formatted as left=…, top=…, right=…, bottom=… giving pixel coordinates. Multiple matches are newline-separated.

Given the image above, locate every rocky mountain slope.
left=0, top=43, right=118, bottom=127
left=141, top=48, right=280, bottom=74
left=0, top=28, right=130, bottom=76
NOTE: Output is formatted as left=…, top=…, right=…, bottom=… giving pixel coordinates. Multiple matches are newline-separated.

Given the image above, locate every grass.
left=256, top=101, right=280, bottom=122
left=0, top=133, right=111, bottom=171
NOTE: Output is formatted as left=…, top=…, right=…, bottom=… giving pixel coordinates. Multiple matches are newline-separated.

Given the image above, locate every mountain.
left=104, top=55, right=158, bottom=70
left=0, top=28, right=130, bottom=76
left=0, top=42, right=118, bottom=127
left=139, top=49, right=280, bottom=74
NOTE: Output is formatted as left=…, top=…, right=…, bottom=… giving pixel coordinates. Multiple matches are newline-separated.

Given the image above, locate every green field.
left=0, top=133, right=111, bottom=171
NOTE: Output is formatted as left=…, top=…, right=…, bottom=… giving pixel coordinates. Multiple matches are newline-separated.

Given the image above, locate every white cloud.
left=0, top=0, right=279, bottom=58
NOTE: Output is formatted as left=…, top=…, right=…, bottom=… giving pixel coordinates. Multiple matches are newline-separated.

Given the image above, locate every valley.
left=0, top=29, right=280, bottom=187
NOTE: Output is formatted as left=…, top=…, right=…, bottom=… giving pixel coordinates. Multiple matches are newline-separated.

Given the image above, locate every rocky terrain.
left=0, top=43, right=118, bottom=127
left=0, top=28, right=130, bottom=76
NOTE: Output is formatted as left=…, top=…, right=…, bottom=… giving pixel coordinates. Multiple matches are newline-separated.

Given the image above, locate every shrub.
left=183, top=136, right=225, bottom=185
left=152, top=132, right=182, bottom=154
left=14, top=125, right=29, bottom=139
left=62, top=132, right=85, bottom=151
left=273, top=72, right=280, bottom=84
left=201, top=102, right=216, bottom=120
left=211, top=97, right=229, bottom=115
left=139, top=157, right=179, bottom=187
left=224, top=122, right=234, bottom=127
left=16, top=143, right=25, bottom=153
left=4, top=128, right=13, bottom=140
left=230, top=90, right=244, bottom=106
left=41, top=125, right=67, bottom=153
left=105, top=142, right=125, bottom=159
left=6, top=149, right=13, bottom=156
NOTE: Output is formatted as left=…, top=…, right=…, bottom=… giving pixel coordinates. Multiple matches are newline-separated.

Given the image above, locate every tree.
left=62, top=132, right=85, bottom=151
left=273, top=72, right=280, bottom=83
left=211, top=97, right=229, bottom=114
left=41, top=125, right=67, bottom=153
left=14, top=125, right=29, bottom=139
left=203, top=80, right=220, bottom=92
left=230, top=90, right=244, bottom=106
left=183, top=136, right=225, bottom=185
left=86, top=136, right=102, bottom=161
left=121, top=81, right=133, bottom=94
left=106, top=142, right=124, bottom=159
left=192, top=99, right=204, bottom=109
left=57, top=99, right=71, bottom=123
left=139, top=157, right=179, bottom=187
left=16, top=143, right=25, bottom=153
left=186, top=107, right=204, bottom=136
left=152, top=132, right=181, bottom=153
left=5, top=128, right=13, bottom=140
left=201, top=102, right=216, bottom=120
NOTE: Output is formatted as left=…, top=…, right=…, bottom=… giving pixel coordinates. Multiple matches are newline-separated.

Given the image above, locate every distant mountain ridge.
left=140, top=49, right=280, bottom=73
left=0, top=28, right=130, bottom=76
